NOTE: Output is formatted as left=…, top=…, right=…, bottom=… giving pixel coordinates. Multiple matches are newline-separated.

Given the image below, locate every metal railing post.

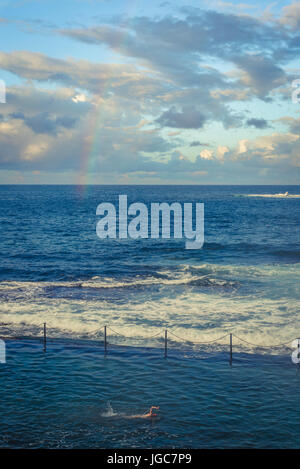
left=164, top=329, right=167, bottom=358
left=43, top=322, right=47, bottom=352
left=104, top=325, right=107, bottom=355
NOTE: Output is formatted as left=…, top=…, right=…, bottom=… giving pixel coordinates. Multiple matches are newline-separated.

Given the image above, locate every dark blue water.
left=1, top=185, right=299, bottom=282
left=1, top=340, right=300, bottom=449
left=0, top=185, right=299, bottom=447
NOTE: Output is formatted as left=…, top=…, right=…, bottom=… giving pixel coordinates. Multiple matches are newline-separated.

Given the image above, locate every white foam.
left=101, top=402, right=118, bottom=417
left=0, top=263, right=299, bottom=353
left=243, top=194, right=300, bottom=198
left=0, top=267, right=234, bottom=291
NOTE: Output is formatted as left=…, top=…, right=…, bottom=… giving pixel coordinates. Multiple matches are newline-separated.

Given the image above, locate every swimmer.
left=129, top=406, right=160, bottom=419
left=143, top=406, right=159, bottom=418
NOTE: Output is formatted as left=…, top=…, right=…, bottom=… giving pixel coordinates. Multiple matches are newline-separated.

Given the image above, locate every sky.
left=0, top=0, right=300, bottom=184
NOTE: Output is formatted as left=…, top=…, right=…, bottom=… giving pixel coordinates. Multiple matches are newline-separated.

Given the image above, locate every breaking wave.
left=243, top=193, right=300, bottom=198
left=0, top=262, right=298, bottom=353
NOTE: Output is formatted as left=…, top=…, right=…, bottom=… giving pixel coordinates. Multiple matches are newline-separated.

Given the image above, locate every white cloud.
left=237, top=139, right=248, bottom=154
left=200, top=149, right=214, bottom=160
left=217, top=145, right=229, bottom=160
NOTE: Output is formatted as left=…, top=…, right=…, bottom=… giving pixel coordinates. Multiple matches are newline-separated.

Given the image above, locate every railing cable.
left=232, top=334, right=292, bottom=348
left=107, top=326, right=162, bottom=340
left=168, top=330, right=229, bottom=344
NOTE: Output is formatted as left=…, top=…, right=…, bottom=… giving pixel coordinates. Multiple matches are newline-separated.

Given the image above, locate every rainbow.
left=77, top=0, right=140, bottom=193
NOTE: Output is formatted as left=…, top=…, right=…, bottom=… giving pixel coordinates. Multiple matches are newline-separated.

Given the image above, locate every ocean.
left=0, top=184, right=299, bottom=448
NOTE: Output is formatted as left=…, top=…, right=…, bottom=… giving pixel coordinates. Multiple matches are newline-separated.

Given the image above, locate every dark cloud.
left=24, top=112, right=77, bottom=135
left=232, top=54, right=286, bottom=97
left=156, top=106, right=206, bottom=129
left=10, top=111, right=25, bottom=119
left=246, top=118, right=269, bottom=129
left=189, top=141, right=208, bottom=147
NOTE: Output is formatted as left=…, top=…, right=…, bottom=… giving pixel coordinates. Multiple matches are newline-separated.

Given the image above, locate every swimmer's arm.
left=149, top=406, right=159, bottom=415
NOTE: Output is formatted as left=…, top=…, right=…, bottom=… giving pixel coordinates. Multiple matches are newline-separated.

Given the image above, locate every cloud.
left=1, top=83, right=299, bottom=183
left=277, top=116, right=300, bottom=134
left=0, top=50, right=166, bottom=98
left=156, top=106, right=206, bottom=129
left=279, top=2, right=300, bottom=30
left=72, top=93, right=87, bottom=103
left=59, top=9, right=291, bottom=99
left=233, top=54, right=286, bottom=98
left=237, top=139, right=248, bottom=154
left=0, top=6, right=299, bottom=183
left=246, top=118, right=269, bottom=129
left=1, top=8, right=290, bottom=137
left=230, top=130, right=300, bottom=169
left=0, top=84, right=174, bottom=173
left=22, top=112, right=77, bottom=135
left=200, top=149, right=214, bottom=160
left=189, top=141, right=209, bottom=147
left=217, top=145, right=229, bottom=160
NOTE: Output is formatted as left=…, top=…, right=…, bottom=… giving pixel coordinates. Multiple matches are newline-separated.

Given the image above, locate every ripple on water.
left=0, top=341, right=299, bottom=448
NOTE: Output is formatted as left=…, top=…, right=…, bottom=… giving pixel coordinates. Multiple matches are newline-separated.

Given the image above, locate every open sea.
left=0, top=184, right=299, bottom=448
